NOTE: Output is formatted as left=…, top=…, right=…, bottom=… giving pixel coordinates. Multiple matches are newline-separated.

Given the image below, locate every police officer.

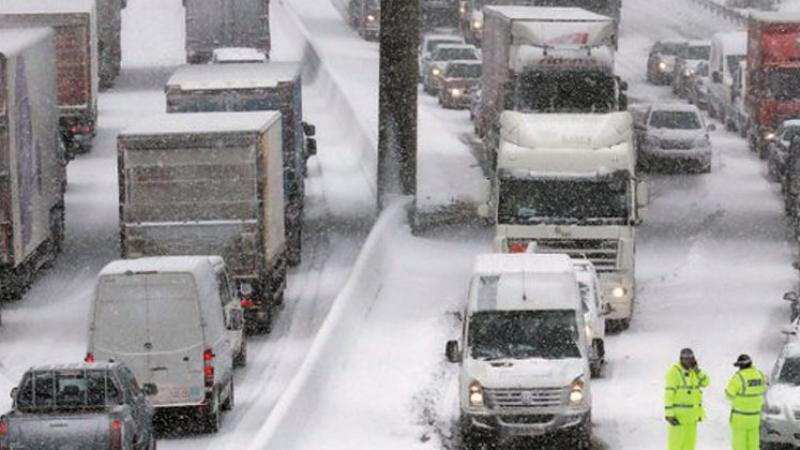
left=665, top=348, right=710, bottom=450
left=725, top=354, right=767, bottom=450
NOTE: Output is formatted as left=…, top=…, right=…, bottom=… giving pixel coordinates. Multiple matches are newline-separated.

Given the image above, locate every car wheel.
left=203, top=394, right=221, bottom=433
left=222, top=381, right=234, bottom=411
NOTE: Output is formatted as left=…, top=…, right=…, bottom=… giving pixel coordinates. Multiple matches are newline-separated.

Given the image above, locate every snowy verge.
left=244, top=198, right=411, bottom=450
left=278, top=0, right=378, bottom=198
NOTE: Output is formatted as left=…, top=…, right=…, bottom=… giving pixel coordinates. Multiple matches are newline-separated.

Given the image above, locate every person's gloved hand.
left=665, top=416, right=680, bottom=426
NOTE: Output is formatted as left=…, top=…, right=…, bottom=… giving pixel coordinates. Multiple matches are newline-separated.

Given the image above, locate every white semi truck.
left=483, top=111, right=648, bottom=330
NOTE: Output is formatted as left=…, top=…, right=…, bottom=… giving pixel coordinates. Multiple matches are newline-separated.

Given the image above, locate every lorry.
left=117, top=112, right=288, bottom=333
left=445, top=253, right=593, bottom=449
left=164, top=62, right=317, bottom=265
left=0, top=362, right=157, bottom=450
left=745, top=13, right=800, bottom=159
left=0, top=28, right=67, bottom=302
left=88, top=257, right=238, bottom=432
left=461, top=0, right=621, bottom=47
left=420, top=0, right=460, bottom=35
left=474, top=6, right=626, bottom=144
left=97, top=0, right=126, bottom=89
left=184, top=0, right=271, bottom=63
left=481, top=111, right=648, bottom=330
left=0, top=0, right=99, bottom=154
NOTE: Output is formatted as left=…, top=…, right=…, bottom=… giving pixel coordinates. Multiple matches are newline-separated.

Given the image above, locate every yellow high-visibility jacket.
left=665, top=363, right=709, bottom=423
left=725, top=367, right=767, bottom=429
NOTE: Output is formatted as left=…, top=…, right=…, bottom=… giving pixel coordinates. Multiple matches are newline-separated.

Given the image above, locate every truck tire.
left=288, top=228, right=302, bottom=267
left=222, top=381, right=234, bottom=411
left=234, top=339, right=247, bottom=368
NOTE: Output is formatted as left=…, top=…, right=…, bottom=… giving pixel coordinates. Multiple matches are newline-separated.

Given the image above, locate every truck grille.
left=500, top=415, right=555, bottom=424
left=530, top=239, right=619, bottom=273
left=485, top=387, right=566, bottom=409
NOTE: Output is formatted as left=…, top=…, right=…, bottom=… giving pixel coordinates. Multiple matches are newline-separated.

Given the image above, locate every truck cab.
left=483, top=111, right=648, bottom=330
left=446, top=253, right=592, bottom=448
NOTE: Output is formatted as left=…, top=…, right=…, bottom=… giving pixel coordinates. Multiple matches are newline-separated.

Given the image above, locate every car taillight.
left=83, top=126, right=92, bottom=133
left=204, top=350, right=214, bottom=388
left=84, top=353, right=94, bottom=363
left=71, top=126, right=79, bottom=133
left=109, top=419, right=121, bottom=449
left=241, top=299, right=253, bottom=309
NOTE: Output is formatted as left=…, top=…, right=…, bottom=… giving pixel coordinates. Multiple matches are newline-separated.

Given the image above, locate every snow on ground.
left=0, top=0, right=373, bottom=449
left=250, top=0, right=800, bottom=449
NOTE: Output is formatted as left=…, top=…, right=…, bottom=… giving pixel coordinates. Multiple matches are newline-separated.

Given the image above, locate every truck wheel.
left=234, top=339, right=247, bottom=368
left=148, top=434, right=157, bottom=450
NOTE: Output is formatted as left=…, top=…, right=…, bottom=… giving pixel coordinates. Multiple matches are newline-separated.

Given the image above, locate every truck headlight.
left=472, top=19, right=482, bottom=30
left=432, top=67, right=441, bottom=76
left=611, top=286, right=627, bottom=299
left=658, top=61, right=668, bottom=72
left=570, top=377, right=585, bottom=404
left=366, top=14, right=376, bottom=22
left=450, top=88, right=462, bottom=97
left=469, top=381, right=484, bottom=407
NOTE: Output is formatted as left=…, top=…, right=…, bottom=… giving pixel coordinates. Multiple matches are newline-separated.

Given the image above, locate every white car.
left=573, top=259, right=611, bottom=378
left=762, top=341, right=800, bottom=449
left=446, top=253, right=592, bottom=449
left=418, top=34, right=464, bottom=79
left=637, top=103, right=714, bottom=173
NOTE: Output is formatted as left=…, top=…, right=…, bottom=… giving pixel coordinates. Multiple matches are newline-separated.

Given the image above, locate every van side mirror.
left=445, top=340, right=462, bottom=363
left=142, top=383, right=158, bottom=396
left=228, top=309, right=244, bottom=331
left=712, top=71, right=722, bottom=84
left=784, top=291, right=799, bottom=302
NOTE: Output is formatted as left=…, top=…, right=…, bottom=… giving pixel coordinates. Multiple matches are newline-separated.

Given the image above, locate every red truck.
left=0, top=0, right=99, bottom=155
left=746, top=13, right=800, bottom=158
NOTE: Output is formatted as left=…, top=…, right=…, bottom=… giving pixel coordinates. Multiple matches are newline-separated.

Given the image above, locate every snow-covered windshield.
left=445, top=63, right=481, bottom=79
left=682, top=46, right=710, bottom=60
left=515, top=71, right=617, bottom=113
left=432, top=48, right=477, bottom=61
left=497, top=178, right=629, bottom=224
left=648, top=110, right=702, bottom=129
left=655, top=42, right=685, bottom=56
left=16, top=370, right=121, bottom=412
left=778, top=357, right=800, bottom=385
left=468, top=310, right=581, bottom=360
left=768, top=68, right=800, bottom=101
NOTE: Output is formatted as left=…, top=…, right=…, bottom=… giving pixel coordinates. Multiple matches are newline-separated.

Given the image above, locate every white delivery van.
left=572, top=259, right=610, bottom=378
left=86, top=256, right=240, bottom=433
left=446, top=253, right=592, bottom=449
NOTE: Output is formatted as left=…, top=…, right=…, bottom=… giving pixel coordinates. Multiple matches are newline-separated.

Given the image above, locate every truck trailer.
left=0, top=28, right=67, bottom=301
left=745, top=13, right=800, bottom=158
left=483, top=111, right=648, bottom=330
left=164, top=62, right=316, bottom=266
left=0, top=0, right=99, bottom=155
left=184, top=0, right=271, bottom=63
left=474, top=6, right=625, bottom=145
left=117, top=112, right=288, bottom=332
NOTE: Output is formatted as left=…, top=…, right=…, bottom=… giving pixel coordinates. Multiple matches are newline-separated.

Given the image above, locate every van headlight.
left=570, top=376, right=585, bottom=404
left=432, top=67, right=441, bottom=76
left=611, top=286, right=627, bottom=299
left=658, top=61, right=668, bottom=72
left=468, top=380, right=484, bottom=407
left=366, top=14, right=376, bottom=22
left=450, top=88, right=463, bottom=97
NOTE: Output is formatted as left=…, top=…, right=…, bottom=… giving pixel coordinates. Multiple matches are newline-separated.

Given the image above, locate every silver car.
left=637, top=104, right=714, bottom=173
left=762, top=340, right=800, bottom=449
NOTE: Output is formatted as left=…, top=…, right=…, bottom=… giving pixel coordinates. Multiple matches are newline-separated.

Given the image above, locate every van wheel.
left=222, top=381, right=234, bottom=411
left=234, top=339, right=247, bottom=368
left=148, top=434, right=157, bottom=450
left=203, top=394, right=222, bottom=433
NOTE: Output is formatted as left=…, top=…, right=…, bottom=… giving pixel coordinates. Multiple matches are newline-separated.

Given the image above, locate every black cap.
left=680, top=348, right=695, bottom=358
left=734, top=354, right=752, bottom=368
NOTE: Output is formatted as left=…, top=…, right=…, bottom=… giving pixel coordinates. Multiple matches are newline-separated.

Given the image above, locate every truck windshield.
left=516, top=71, right=617, bottom=113
left=656, top=43, right=685, bottom=56
left=445, top=63, right=481, bottom=78
left=497, top=177, right=629, bottom=224
left=778, top=357, right=800, bottom=385
left=16, top=370, right=121, bottom=412
left=682, top=46, right=710, bottom=60
left=468, top=310, right=581, bottom=360
left=768, top=68, right=800, bottom=101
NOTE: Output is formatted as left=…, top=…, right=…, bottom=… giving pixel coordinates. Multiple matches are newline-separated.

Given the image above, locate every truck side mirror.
left=445, top=340, right=462, bottom=363
left=306, top=138, right=317, bottom=157
left=302, top=122, right=316, bottom=137
left=784, top=291, right=799, bottom=302
left=712, top=71, right=722, bottom=84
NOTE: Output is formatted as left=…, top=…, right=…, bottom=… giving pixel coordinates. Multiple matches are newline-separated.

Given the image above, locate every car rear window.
left=649, top=110, right=702, bottom=130
left=16, top=370, right=122, bottom=412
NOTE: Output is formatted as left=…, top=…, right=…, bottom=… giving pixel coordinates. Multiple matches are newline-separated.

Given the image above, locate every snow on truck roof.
left=167, top=62, right=301, bottom=91
left=474, top=253, right=575, bottom=276
left=121, top=111, right=281, bottom=136
left=27, top=362, right=122, bottom=373
left=750, top=11, right=800, bottom=23
left=484, top=6, right=612, bottom=22
left=0, top=0, right=95, bottom=15
left=0, top=28, right=53, bottom=55
left=99, top=256, right=224, bottom=278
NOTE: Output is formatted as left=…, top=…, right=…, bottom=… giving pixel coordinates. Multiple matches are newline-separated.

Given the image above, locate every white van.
left=707, top=30, right=747, bottom=127
left=446, top=253, right=592, bottom=448
left=573, top=259, right=611, bottom=378
left=86, top=256, right=241, bottom=433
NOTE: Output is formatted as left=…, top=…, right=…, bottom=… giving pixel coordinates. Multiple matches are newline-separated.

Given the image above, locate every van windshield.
left=468, top=310, right=581, bottom=360
left=95, top=273, right=202, bottom=353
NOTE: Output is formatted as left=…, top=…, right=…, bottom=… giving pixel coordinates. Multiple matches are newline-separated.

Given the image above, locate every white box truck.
left=184, top=0, right=270, bottom=64
left=482, top=111, right=648, bottom=330
left=0, top=28, right=66, bottom=301
left=117, top=112, right=287, bottom=333
left=446, top=253, right=593, bottom=448
left=0, top=0, right=99, bottom=154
